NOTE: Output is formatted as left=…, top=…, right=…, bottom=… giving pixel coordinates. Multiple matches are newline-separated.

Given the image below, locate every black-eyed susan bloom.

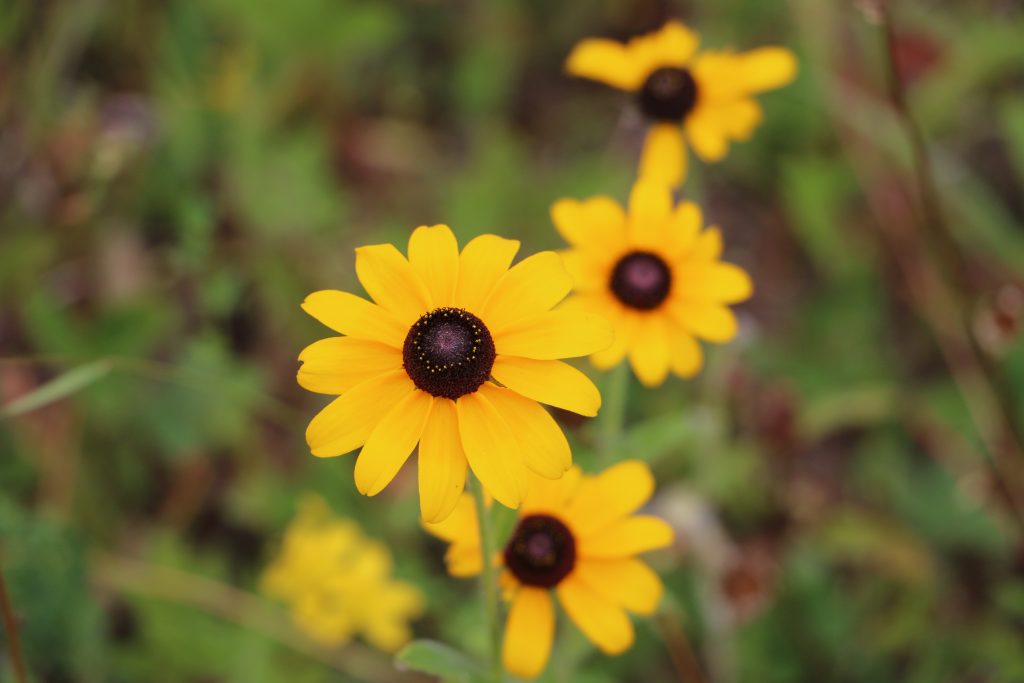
left=566, top=21, right=797, bottom=187
left=298, top=225, right=613, bottom=522
left=554, top=178, right=752, bottom=387
left=425, top=461, right=673, bottom=679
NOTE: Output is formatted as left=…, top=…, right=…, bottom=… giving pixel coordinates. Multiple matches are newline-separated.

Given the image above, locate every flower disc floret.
left=610, top=251, right=672, bottom=310
left=504, top=514, right=576, bottom=588
left=638, top=67, right=698, bottom=121
left=402, top=307, right=496, bottom=399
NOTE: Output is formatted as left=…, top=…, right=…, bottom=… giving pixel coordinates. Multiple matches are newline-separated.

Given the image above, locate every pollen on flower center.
left=638, top=66, right=698, bottom=121
left=504, top=514, right=576, bottom=588
left=402, top=307, right=496, bottom=400
left=610, top=251, right=672, bottom=310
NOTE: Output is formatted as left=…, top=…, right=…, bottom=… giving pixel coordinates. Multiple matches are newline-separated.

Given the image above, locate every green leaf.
left=394, top=640, right=481, bottom=682
left=0, top=360, right=112, bottom=418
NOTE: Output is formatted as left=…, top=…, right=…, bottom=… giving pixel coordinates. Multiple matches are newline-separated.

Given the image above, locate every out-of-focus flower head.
left=566, top=21, right=797, bottom=187
left=553, top=178, right=753, bottom=386
left=425, top=461, right=674, bottom=679
left=262, top=495, right=425, bottom=652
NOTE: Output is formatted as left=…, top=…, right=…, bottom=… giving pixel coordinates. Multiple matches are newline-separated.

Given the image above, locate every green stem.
left=471, top=475, right=502, bottom=683
left=0, top=565, right=28, bottom=683
left=599, top=362, right=630, bottom=461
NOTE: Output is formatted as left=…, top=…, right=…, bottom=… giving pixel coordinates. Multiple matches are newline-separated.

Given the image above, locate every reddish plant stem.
left=658, top=613, right=710, bottom=683
left=875, top=5, right=1024, bottom=514
left=0, top=566, right=28, bottom=683
left=822, top=4, right=1024, bottom=532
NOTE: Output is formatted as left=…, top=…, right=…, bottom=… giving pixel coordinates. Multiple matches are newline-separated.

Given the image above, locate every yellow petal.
left=481, top=252, right=573, bottom=332
left=668, top=326, right=704, bottom=378
left=566, top=460, right=656, bottom=537
left=719, top=99, right=764, bottom=139
left=591, top=305, right=633, bottom=370
left=628, top=314, right=670, bottom=387
left=305, top=370, right=415, bottom=457
left=628, top=177, right=673, bottom=227
left=408, top=224, right=459, bottom=307
left=572, top=558, right=664, bottom=616
left=578, top=516, right=674, bottom=559
left=455, top=234, right=521, bottom=314
left=550, top=196, right=628, bottom=251
left=673, top=263, right=753, bottom=303
left=301, top=290, right=406, bottom=347
left=522, top=467, right=583, bottom=515
left=565, top=38, right=645, bottom=91
left=556, top=574, right=634, bottom=655
left=297, top=337, right=401, bottom=395
left=685, top=110, right=729, bottom=162
left=447, top=544, right=484, bottom=577
left=456, top=390, right=528, bottom=509
left=354, top=390, right=433, bottom=496
left=639, top=123, right=687, bottom=189
left=740, top=46, right=798, bottom=92
left=481, top=384, right=570, bottom=480
left=691, top=51, right=746, bottom=102
left=355, top=244, right=432, bottom=323
left=424, top=493, right=478, bottom=544
left=629, top=20, right=700, bottom=74
left=491, top=356, right=601, bottom=417
left=669, top=300, right=738, bottom=342
left=690, top=226, right=723, bottom=261
left=502, top=587, right=555, bottom=679
left=561, top=250, right=611, bottom=293
left=418, top=398, right=468, bottom=523
left=664, top=201, right=702, bottom=258
left=495, top=310, right=614, bottom=360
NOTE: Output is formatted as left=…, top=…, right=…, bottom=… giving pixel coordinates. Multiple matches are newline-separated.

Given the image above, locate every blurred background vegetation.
left=2, top=0, right=1024, bottom=681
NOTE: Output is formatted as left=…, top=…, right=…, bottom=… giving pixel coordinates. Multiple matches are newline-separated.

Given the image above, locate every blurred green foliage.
left=1, top=0, right=1023, bottom=682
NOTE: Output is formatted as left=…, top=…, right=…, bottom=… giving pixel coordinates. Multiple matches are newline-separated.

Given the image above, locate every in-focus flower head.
left=566, top=21, right=798, bottom=187
left=554, top=178, right=753, bottom=386
left=298, top=225, right=613, bottom=521
left=425, top=461, right=674, bottom=679
left=261, top=495, right=425, bottom=652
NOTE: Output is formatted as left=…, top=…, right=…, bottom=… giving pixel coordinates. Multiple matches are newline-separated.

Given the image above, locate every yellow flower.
left=553, top=178, right=753, bottom=387
left=262, top=495, right=425, bottom=652
left=298, top=225, right=613, bottom=521
left=566, top=20, right=797, bottom=187
left=425, top=461, right=673, bottom=679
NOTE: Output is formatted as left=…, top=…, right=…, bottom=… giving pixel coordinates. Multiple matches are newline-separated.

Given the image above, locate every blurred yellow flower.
left=298, top=225, right=613, bottom=520
left=566, top=21, right=797, bottom=187
left=425, top=461, right=673, bottom=679
left=262, top=495, right=425, bottom=652
left=553, top=178, right=753, bottom=387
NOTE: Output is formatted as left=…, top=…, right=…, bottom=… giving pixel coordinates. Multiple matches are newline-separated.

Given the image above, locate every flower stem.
left=0, top=566, right=28, bottom=683
left=471, top=475, right=503, bottom=683
left=599, top=361, right=630, bottom=461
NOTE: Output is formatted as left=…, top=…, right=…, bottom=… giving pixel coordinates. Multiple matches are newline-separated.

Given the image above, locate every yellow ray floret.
left=297, top=225, right=614, bottom=522
left=425, top=461, right=674, bottom=679
left=552, top=177, right=753, bottom=387
left=566, top=20, right=798, bottom=187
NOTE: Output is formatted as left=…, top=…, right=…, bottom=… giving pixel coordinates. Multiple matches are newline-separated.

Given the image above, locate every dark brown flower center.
left=610, top=251, right=672, bottom=310
left=638, top=67, right=698, bottom=121
left=402, top=307, right=495, bottom=399
left=504, top=514, right=576, bottom=588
